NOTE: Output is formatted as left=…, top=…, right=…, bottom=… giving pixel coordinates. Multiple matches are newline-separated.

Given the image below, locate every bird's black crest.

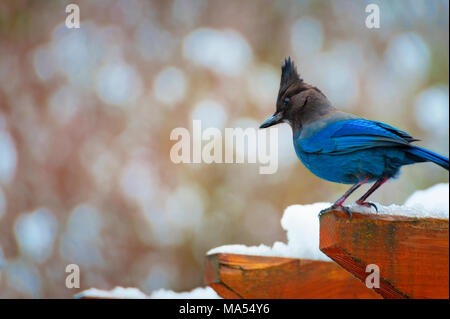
left=281, top=57, right=302, bottom=88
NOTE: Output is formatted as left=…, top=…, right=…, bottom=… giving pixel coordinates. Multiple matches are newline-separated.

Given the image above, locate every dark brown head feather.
left=281, top=57, right=302, bottom=88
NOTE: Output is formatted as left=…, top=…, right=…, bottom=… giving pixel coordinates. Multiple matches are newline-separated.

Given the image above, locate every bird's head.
left=259, top=57, right=334, bottom=132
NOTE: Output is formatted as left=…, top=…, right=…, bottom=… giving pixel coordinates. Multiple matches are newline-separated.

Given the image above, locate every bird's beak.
left=259, top=112, right=282, bottom=129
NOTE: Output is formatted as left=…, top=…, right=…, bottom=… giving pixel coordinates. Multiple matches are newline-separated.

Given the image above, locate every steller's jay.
left=260, top=57, right=449, bottom=218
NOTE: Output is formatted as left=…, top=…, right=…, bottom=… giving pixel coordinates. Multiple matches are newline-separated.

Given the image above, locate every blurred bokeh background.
left=0, top=0, right=448, bottom=298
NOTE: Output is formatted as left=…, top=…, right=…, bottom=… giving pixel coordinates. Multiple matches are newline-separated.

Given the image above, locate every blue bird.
left=260, top=57, right=449, bottom=218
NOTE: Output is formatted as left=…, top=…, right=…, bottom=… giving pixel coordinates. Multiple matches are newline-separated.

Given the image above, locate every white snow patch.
left=348, top=183, right=449, bottom=219
left=75, top=287, right=148, bottom=299
left=149, top=286, right=221, bottom=299
left=403, top=183, right=448, bottom=218
left=75, top=286, right=221, bottom=299
left=208, top=202, right=331, bottom=260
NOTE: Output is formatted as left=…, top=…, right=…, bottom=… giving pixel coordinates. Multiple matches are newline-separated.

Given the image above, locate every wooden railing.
left=204, top=253, right=380, bottom=298
left=205, top=209, right=449, bottom=299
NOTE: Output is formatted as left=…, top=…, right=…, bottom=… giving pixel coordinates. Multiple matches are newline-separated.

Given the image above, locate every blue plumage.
left=293, top=117, right=441, bottom=184
left=260, top=57, right=449, bottom=217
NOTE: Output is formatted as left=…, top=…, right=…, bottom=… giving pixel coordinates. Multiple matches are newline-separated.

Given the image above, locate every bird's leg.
left=320, top=177, right=369, bottom=219
left=355, top=177, right=389, bottom=213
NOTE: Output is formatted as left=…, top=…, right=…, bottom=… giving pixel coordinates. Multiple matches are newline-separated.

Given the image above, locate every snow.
left=149, top=286, right=221, bottom=299
left=348, top=183, right=449, bottom=218
left=75, top=286, right=221, bottom=299
left=208, top=183, right=449, bottom=260
left=403, top=183, right=449, bottom=218
left=208, top=202, right=331, bottom=260
left=75, top=287, right=148, bottom=299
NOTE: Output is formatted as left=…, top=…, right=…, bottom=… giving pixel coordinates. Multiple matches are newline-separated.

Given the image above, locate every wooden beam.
left=319, top=210, right=449, bottom=299
left=205, top=253, right=381, bottom=299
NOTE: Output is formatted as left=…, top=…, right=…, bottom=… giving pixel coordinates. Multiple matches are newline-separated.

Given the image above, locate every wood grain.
left=319, top=210, right=449, bottom=299
left=205, top=253, right=381, bottom=299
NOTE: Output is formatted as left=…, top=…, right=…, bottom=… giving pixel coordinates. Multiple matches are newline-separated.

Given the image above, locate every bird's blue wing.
left=298, top=119, right=413, bottom=154
left=335, top=120, right=418, bottom=143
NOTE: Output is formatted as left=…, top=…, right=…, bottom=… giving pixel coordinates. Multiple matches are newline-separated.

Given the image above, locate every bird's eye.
left=284, top=97, right=290, bottom=105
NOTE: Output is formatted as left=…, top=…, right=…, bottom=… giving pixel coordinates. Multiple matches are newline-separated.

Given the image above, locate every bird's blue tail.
left=407, top=146, right=449, bottom=170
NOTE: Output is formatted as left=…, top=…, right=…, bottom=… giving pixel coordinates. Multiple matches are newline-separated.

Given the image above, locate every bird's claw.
left=356, top=201, right=378, bottom=213
left=318, top=208, right=328, bottom=217
left=319, top=204, right=353, bottom=219
left=339, top=205, right=353, bottom=219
